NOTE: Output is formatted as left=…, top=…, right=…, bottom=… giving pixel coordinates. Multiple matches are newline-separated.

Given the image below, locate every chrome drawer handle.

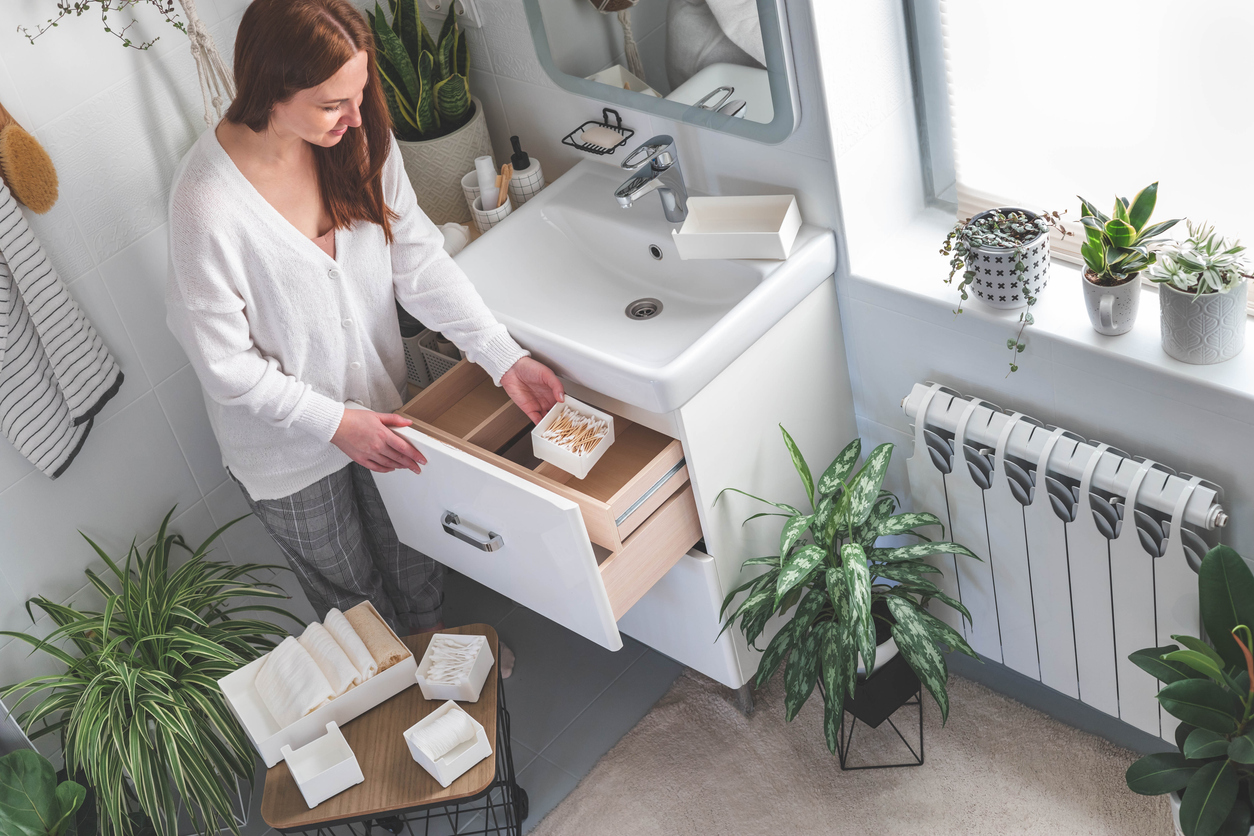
left=441, top=512, right=504, bottom=552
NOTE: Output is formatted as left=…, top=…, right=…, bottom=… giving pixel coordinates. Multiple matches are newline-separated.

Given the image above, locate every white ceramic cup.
left=1082, top=272, right=1140, bottom=336
left=460, top=170, right=481, bottom=220
left=471, top=194, right=513, bottom=233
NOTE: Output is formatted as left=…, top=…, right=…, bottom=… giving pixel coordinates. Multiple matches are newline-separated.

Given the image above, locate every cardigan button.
left=328, top=268, right=341, bottom=279
left=342, top=319, right=352, bottom=328
left=350, top=362, right=361, bottom=370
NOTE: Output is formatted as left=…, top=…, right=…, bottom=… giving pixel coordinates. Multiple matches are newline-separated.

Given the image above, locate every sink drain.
left=625, top=298, right=663, bottom=320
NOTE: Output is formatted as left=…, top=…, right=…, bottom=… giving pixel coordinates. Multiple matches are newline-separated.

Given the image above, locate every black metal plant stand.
left=836, top=651, right=925, bottom=771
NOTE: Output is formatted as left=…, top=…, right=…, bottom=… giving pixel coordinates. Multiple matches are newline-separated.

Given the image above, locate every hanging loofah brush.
left=0, top=102, right=58, bottom=214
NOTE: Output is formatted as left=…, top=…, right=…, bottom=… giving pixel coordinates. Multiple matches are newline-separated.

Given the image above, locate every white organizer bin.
left=403, top=701, right=493, bottom=788
left=279, top=722, right=364, bottom=809
left=415, top=634, right=495, bottom=703
left=218, top=601, right=418, bottom=768
left=671, top=195, right=802, bottom=260
left=531, top=397, right=615, bottom=480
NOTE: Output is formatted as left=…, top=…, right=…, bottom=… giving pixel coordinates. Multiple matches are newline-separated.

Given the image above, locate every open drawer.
left=371, top=361, right=703, bottom=651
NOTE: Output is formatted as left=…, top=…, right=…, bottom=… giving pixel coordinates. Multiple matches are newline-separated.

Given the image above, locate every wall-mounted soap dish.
left=671, top=195, right=803, bottom=260
left=561, top=108, right=634, bottom=156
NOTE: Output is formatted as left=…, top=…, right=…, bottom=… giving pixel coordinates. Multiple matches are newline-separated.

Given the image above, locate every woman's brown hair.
left=225, top=0, right=397, bottom=241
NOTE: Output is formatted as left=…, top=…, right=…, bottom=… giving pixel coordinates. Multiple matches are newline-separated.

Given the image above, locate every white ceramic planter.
left=965, top=208, right=1051, bottom=310
left=397, top=97, right=493, bottom=226
left=1169, top=791, right=1254, bottom=836
left=1159, top=279, right=1248, bottom=364
left=857, top=637, right=900, bottom=676
left=1082, top=271, right=1141, bottom=336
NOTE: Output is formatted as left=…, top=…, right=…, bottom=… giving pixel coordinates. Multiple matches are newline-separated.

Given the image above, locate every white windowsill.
left=841, top=206, right=1254, bottom=409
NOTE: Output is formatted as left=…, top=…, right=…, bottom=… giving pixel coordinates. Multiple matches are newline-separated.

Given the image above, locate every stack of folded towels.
left=254, top=601, right=412, bottom=729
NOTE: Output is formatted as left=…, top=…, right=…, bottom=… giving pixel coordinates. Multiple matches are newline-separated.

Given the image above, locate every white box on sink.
left=416, top=633, right=495, bottom=703
left=280, top=722, right=364, bottom=809
left=403, top=700, right=493, bottom=788
left=217, top=600, right=417, bottom=768
left=671, top=194, right=802, bottom=260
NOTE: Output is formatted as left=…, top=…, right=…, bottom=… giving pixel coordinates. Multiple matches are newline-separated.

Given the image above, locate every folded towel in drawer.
left=324, top=608, right=377, bottom=683
left=298, top=622, right=360, bottom=696
left=344, top=602, right=410, bottom=672
left=255, top=636, right=334, bottom=729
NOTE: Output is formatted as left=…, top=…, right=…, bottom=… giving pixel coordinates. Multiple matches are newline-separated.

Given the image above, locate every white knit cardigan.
left=166, top=129, right=526, bottom=500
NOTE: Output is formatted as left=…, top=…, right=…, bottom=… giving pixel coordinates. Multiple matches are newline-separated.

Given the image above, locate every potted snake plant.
left=1149, top=221, right=1250, bottom=365
left=719, top=431, right=980, bottom=755
left=368, top=0, right=492, bottom=225
left=0, top=509, right=299, bottom=836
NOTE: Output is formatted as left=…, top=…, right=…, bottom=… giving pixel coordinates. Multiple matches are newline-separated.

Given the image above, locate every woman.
left=166, top=0, right=562, bottom=642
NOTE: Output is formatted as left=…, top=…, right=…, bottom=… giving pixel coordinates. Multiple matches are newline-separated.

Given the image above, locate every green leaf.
left=754, top=590, right=824, bottom=689
left=1218, top=800, right=1252, bottom=836
left=414, top=50, right=439, bottom=136
left=887, top=595, right=952, bottom=722
left=920, top=608, right=978, bottom=659
left=1186, top=728, right=1234, bottom=760
left=784, top=627, right=821, bottom=721
left=1199, top=545, right=1254, bottom=670
left=1180, top=759, right=1238, bottom=836
left=1138, top=218, right=1182, bottom=243
left=434, top=71, right=470, bottom=123
left=0, top=749, right=80, bottom=836
left=1079, top=196, right=1110, bottom=225
left=776, top=545, right=826, bottom=603
left=844, top=444, right=894, bottom=527
left=1113, top=195, right=1130, bottom=224
left=874, top=562, right=942, bottom=587
left=1229, top=733, right=1254, bottom=764
left=870, top=541, right=980, bottom=563
left=50, top=779, right=86, bottom=836
left=1126, top=751, right=1197, bottom=795
left=817, top=438, right=861, bottom=497
left=372, top=3, right=419, bottom=101
left=779, top=425, right=815, bottom=509
left=842, top=543, right=875, bottom=675
left=1129, top=645, right=1196, bottom=684
left=819, top=622, right=847, bottom=753
left=1127, top=182, right=1158, bottom=232
left=1105, top=218, right=1137, bottom=249
left=779, top=514, right=813, bottom=561
left=877, top=512, right=943, bottom=538
left=1164, top=649, right=1228, bottom=684
left=715, top=488, right=802, bottom=518
left=1157, top=679, right=1244, bottom=733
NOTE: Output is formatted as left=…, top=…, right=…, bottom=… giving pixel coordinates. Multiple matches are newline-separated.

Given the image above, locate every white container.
left=279, top=722, right=364, bottom=809
left=460, top=170, right=482, bottom=219
left=471, top=194, right=513, bottom=234
left=531, top=396, right=615, bottom=480
left=415, top=634, right=495, bottom=703
left=586, top=64, right=661, bottom=97
left=218, top=601, right=418, bottom=768
left=508, top=163, right=545, bottom=208
left=396, top=97, right=493, bottom=226
left=403, top=701, right=493, bottom=788
left=671, top=195, right=802, bottom=260
left=1160, top=279, right=1248, bottom=364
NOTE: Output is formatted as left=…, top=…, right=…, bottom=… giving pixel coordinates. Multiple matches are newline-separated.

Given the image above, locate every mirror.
left=522, top=0, right=799, bottom=144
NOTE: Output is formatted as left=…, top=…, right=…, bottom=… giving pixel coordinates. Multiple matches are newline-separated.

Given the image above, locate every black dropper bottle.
left=510, top=136, right=531, bottom=171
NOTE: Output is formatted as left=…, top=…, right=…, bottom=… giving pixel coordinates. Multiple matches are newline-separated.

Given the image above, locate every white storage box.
left=586, top=64, right=660, bottom=97
left=416, top=634, right=495, bottom=703
left=531, top=397, right=615, bottom=480
left=279, top=722, right=364, bottom=809
left=403, top=701, right=493, bottom=788
left=671, top=195, right=802, bottom=260
left=218, top=601, right=418, bottom=768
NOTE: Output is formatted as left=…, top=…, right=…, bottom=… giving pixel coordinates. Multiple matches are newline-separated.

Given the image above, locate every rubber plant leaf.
left=1179, top=758, right=1238, bottom=836
left=1229, top=732, right=1254, bottom=765
left=1128, top=645, right=1196, bottom=685
left=1198, top=545, right=1254, bottom=670
left=1184, top=728, right=1232, bottom=760
left=1125, top=751, right=1196, bottom=795
left=1156, top=679, right=1243, bottom=734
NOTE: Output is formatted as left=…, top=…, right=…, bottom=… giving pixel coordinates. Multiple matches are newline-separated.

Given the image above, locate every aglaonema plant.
left=719, top=429, right=981, bottom=753
left=1125, top=545, right=1254, bottom=836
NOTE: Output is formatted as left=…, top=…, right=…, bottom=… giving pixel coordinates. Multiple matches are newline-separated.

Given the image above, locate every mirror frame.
left=521, top=0, right=801, bottom=144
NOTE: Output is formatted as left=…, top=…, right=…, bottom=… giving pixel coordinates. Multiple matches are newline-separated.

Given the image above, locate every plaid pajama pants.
left=235, top=463, right=443, bottom=634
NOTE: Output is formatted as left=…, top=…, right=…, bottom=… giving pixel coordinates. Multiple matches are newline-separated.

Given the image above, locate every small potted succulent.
left=720, top=430, right=980, bottom=756
left=942, top=208, right=1069, bottom=373
left=368, top=1, right=492, bottom=225
left=1078, top=182, right=1180, bottom=336
left=1124, top=545, right=1254, bottom=836
left=1149, top=221, right=1251, bottom=365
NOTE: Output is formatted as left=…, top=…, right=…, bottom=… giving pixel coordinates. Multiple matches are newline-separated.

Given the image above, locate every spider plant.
left=0, top=508, right=300, bottom=836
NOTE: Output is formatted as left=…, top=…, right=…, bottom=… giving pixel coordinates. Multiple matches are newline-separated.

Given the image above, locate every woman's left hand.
left=501, top=356, right=564, bottom=424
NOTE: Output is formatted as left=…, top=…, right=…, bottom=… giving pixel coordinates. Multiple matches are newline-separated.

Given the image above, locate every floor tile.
left=494, top=606, right=647, bottom=752
left=510, top=740, right=540, bottom=774
left=516, top=756, right=580, bottom=836
left=537, top=649, right=683, bottom=778
left=443, top=570, right=518, bottom=628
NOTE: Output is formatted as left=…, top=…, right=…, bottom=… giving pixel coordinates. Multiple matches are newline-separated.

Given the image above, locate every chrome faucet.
left=615, top=135, right=688, bottom=223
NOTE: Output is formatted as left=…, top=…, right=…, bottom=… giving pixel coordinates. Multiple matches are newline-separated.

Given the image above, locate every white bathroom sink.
left=454, top=159, right=836, bottom=413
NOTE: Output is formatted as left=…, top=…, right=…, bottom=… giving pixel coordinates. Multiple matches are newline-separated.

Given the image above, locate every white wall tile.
left=468, top=72, right=514, bottom=166
left=491, top=75, right=613, bottom=181
left=155, top=364, right=227, bottom=496
left=99, top=224, right=189, bottom=385
left=20, top=200, right=97, bottom=286
left=65, top=269, right=151, bottom=419
left=479, top=0, right=559, bottom=90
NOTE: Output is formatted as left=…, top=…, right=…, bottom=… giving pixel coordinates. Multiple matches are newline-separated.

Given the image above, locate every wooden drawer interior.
left=398, top=362, right=694, bottom=553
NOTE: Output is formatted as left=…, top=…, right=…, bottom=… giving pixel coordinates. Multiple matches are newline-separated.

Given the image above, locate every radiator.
left=901, top=382, right=1227, bottom=742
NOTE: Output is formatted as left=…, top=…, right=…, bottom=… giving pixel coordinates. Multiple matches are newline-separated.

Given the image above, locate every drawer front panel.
left=373, top=426, right=624, bottom=651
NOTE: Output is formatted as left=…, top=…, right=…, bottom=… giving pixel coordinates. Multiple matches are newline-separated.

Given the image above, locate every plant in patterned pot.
left=1148, top=221, right=1251, bottom=365
left=942, top=207, right=1069, bottom=374
left=1125, top=545, right=1254, bottom=836
left=1078, top=182, right=1181, bottom=336
left=719, top=430, right=981, bottom=754
left=367, top=1, right=493, bottom=225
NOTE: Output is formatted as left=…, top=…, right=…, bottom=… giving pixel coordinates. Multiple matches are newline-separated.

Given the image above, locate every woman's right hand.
left=331, top=408, right=428, bottom=473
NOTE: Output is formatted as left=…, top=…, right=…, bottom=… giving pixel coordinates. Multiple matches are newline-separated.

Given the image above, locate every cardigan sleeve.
left=165, top=224, right=346, bottom=443
left=384, top=136, right=527, bottom=385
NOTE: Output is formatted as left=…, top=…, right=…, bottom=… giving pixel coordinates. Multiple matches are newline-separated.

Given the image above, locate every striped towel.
left=0, top=181, right=123, bottom=478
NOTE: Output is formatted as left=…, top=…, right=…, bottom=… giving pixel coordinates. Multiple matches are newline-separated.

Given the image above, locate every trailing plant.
left=941, top=208, right=1069, bottom=374
left=1125, top=545, right=1254, bottom=836
left=1149, top=221, right=1252, bottom=297
left=367, top=1, right=472, bottom=142
left=1079, top=182, right=1180, bottom=287
left=0, top=750, right=86, bottom=836
left=18, top=1, right=184, bottom=50
left=0, top=508, right=300, bottom=836
left=719, top=429, right=980, bottom=753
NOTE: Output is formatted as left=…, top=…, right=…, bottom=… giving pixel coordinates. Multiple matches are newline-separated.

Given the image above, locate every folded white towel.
left=255, top=637, right=335, bottom=729
left=299, top=622, right=360, bottom=697
left=324, top=608, right=378, bottom=683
